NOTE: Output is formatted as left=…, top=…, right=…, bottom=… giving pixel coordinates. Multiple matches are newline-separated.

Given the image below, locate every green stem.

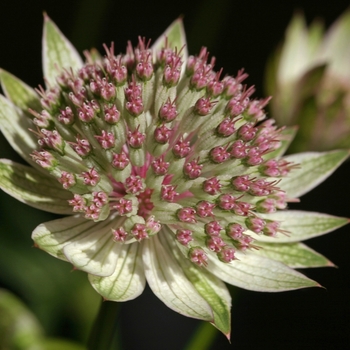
left=184, top=322, right=218, bottom=350
left=87, top=299, right=122, bottom=350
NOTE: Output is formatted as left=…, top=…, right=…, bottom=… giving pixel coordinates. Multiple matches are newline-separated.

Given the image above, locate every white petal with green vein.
left=254, top=242, right=332, bottom=268
left=63, top=217, right=122, bottom=276
left=0, top=96, right=42, bottom=171
left=32, top=215, right=100, bottom=260
left=253, top=210, right=348, bottom=243
left=142, top=233, right=213, bottom=321
left=89, top=243, right=146, bottom=301
left=161, top=228, right=231, bottom=337
left=0, top=69, right=41, bottom=112
left=0, top=159, right=72, bottom=214
left=207, top=250, right=318, bottom=292
left=43, top=14, right=83, bottom=87
left=280, top=150, right=349, bottom=198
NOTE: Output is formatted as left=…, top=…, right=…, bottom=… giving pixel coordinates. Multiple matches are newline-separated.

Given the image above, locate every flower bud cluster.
left=29, top=36, right=295, bottom=266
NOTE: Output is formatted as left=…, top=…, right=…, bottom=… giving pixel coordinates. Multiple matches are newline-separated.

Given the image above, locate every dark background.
left=0, top=0, right=350, bottom=349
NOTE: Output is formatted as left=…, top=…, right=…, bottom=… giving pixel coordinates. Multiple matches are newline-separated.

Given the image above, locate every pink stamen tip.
left=69, top=136, right=91, bottom=157
left=238, top=123, right=257, bottom=141
left=231, top=175, right=251, bottom=192
left=217, top=246, right=236, bottom=263
left=217, top=194, right=238, bottom=211
left=177, top=207, right=197, bottom=223
left=103, top=104, right=120, bottom=124
left=205, top=221, right=223, bottom=236
left=194, top=97, right=215, bottom=116
left=112, top=227, right=128, bottom=242
left=196, top=201, right=215, bottom=218
left=112, top=151, right=130, bottom=170
left=131, top=223, right=148, bottom=241
left=226, top=223, right=245, bottom=240
left=92, top=191, right=108, bottom=208
left=151, top=156, right=169, bottom=175
left=68, top=194, right=86, bottom=212
left=245, top=216, right=266, bottom=234
left=161, top=185, right=179, bottom=202
left=210, top=146, right=230, bottom=163
left=85, top=204, right=101, bottom=220
left=95, top=130, right=116, bottom=149
left=189, top=247, right=208, bottom=267
left=59, top=171, right=76, bottom=189
left=58, top=106, right=74, bottom=125
left=127, top=127, right=146, bottom=148
left=124, top=175, right=144, bottom=194
left=184, top=159, right=203, bottom=179
left=206, top=236, right=226, bottom=252
left=154, top=124, right=172, bottom=144
left=173, top=138, right=191, bottom=158
left=203, top=177, right=222, bottom=195
left=176, top=229, right=193, bottom=246
left=112, top=198, right=133, bottom=215
left=159, top=98, right=177, bottom=122
left=217, top=117, right=238, bottom=137
left=81, top=168, right=100, bottom=186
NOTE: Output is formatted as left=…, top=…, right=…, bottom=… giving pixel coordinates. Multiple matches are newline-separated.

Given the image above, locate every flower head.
left=266, top=10, right=350, bottom=152
left=0, top=15, right=348, bottom=337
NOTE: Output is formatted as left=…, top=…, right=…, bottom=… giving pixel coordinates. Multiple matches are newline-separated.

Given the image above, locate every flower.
left=265, top=10, right=350, bottom=152
left=0, top=15, right=348, bottom=337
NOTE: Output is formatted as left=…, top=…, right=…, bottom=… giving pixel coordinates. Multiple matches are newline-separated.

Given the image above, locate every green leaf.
left=0, top=159, right=72, bottom=214
left=161, top=228, right=231, bottom=337
left=280, top=150, right=349, bottom=198
left=0, top=289, right=44, bottom=350
left=43, top=14, right=83, bottom=86
left=254, top=210, right=349, bottom=243
left=89, top=243, right=146, bottom=301
left=254, top=242, right=332, bottom=268
left=0, top=95, right=41, bottom=171
left=206, top=250, right=318, bottom=292
left=152, top=17, right=188, bottom=63
left=0, top=69, right=41, bottom=112
left=142, top=233, right=213, bottom=321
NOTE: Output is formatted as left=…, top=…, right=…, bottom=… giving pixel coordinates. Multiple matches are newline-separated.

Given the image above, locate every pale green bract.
left=0, top=15, right=348, bottom=339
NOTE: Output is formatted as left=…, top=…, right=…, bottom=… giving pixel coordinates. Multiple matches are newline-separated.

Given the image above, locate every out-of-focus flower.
left=266, top=10, right=350, bottom=152
left=0, top=15, right=348, bottom=338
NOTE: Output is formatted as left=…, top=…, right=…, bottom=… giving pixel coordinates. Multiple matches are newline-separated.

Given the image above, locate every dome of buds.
left=0, top=15, right=348, bottom=337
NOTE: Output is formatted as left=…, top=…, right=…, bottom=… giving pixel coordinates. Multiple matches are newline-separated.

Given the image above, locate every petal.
left=32, top=214, right=123, bottom=276
left=89, top=243, right=146, bottom=301
left=63, top=215, right=123, bottom=276
left=32, top=215, right=98, bottom=261
left=0, top=159, right=72, bottom=214
left=43, top=14, right=83, bottom=86
left=142, top=233, right=213, bottom=321
left=280, top=150, right=349, bottom=198
left=0, top=69, right=41, bottom=112
left=254, top=242, right=333, bottom=268
left=0, top=95, right=41, bottom=170
left=161, top=228, right=231, bottom=337
left=152, top=18, right=188, bottom=59
left=206, top=251, right=318, bottom=292
left=254, top=210, right=348, bottom=243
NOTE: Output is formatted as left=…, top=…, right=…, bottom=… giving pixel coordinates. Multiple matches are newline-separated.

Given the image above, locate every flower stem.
left=184, top=321, right=218, bottom=350
left=87, top=299, right=122, bottom=350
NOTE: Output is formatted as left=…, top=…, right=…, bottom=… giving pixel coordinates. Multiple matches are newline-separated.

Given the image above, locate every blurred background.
left=0, top=0, right=349, bottom=349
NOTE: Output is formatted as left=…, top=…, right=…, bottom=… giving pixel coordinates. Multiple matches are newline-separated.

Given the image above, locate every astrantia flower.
left=266, top=10, right=350, bottom=152
left=0, top=15, right=348, bottom=337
